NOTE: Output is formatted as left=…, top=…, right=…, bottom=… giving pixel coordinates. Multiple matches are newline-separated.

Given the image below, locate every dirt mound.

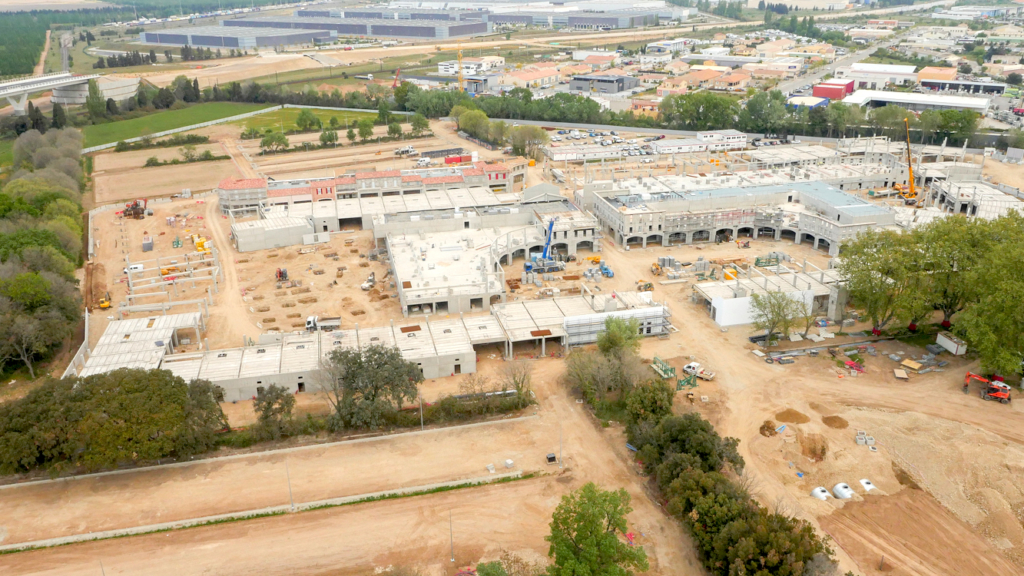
left=821, top=489, right=1020, bottom=576
left=759, top=420, right=778, bottom=437
left=775, top=408, right=810, bottom=424
left=822, top=415, right=849, bottom=429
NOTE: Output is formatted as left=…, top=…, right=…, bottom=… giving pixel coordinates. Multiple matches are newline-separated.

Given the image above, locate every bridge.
left=0, top=71, right=100, bottom=115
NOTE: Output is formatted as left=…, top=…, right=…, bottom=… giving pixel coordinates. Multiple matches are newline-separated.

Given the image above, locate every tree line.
left=0, top=128, right=85, bottom=379
left=561, top=317, right=839, bottom=575
left=451, top=106, right=549, bottom=159
left=93, top=49, right=159, bottom=69
left=838, top=215, right=1024, bottom=376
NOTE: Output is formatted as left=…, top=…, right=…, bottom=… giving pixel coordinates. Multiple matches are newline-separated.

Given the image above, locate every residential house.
left=582, top=54, right=618, bottom=69
left=630, top=97, right=662, bottom=117
left=742, top=57, right=803, bottom=78
left=558, top=64, right=592, bottom=81
left=712, top=71, right=751, bottom=92
left=781, top=43, right=836, bottom=62
left=639, top=73, right=668, bottom=86
left=732, top=44, right=757, bottom=57
left=657, top=76, right=688, bottom=96
left=503, top=69, right=561, bottom=88
left=438, top=56, right=505, bottom=75
left=680, top=68, right=724, bottom=89
left=755, top=39, right=795, bottom=59
left=664, top=60, right=691, bottom=75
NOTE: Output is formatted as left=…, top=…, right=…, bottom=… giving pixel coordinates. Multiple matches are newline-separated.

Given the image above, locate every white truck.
left=395, top=145, right=416, bottom=156
left=415, top=157, right=433, bottom=167
left=683, top=362, right=716, bottom=381
left=306, top=315, right=341, bottom=332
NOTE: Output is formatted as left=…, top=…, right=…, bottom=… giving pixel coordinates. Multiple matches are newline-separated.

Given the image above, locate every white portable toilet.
left=832, top=483, right=854, bottom=499
left=810, top=487, right=831, bottom=501
left=859, top=479, right=876, bottom=492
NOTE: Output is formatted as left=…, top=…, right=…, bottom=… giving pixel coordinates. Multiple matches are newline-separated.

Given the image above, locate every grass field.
left=230, top=108, right=377, bottom=132
left=82, top=103, right=272, bottom=147
left=0, top=139, right=14, bottom=168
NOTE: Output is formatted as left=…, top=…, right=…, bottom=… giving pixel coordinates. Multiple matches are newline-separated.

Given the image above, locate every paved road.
left=775, top=45, right=878, bottom=96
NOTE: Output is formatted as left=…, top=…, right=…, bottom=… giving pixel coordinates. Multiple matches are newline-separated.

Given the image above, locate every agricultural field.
left=229, top=107, right=376, bottom=132
left=81, top=102, right=271, bottom=147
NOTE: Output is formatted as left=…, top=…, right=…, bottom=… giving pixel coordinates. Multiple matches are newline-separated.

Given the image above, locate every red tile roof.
left=355, top=170, right=401, bottom=180
left=218, top=178, right=267, bottom=190
left=334, top=176, right=356, bottom=185
left=423, top=175, right=464, bottom=184
left=482, top=163, right=508, bottom=172
left=402, top=175, right=423, bottom=182
left=267, top=187, right=309, bottom=197
left=461, top=168, right=484, bottom=176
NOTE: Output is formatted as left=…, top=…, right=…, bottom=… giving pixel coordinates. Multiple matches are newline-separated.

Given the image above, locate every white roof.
left=849, top=62, right=916, bottom=74
left=842, top=90, right=990, bottom=111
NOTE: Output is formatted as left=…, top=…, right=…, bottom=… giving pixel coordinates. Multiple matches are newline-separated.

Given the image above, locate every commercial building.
left=697, top=130, right=747, bottom=151
left=646, top=38, right=695, bottom=54
left=812, top=79, right=854, bottom=100
left=787, top=95, right=829, bottom=109
left=484, top=10, right=659, bottom=29
left=917, top=77, right=1006, bottom=95
left=575, top=145, right=907, bottom=255
left=51, top=75, right=139, bottom=105
left=438, top=56, right=504, bottom=75
left=842, top=90, right=991, bottom=113
left=222, top=15, right=492, bottom=39
left=296, top=7, right=484, bottom=21
left=139, top=25, right=332, bottom=48
left=834, top=62, right=917, bottom=89
left=569, top=74, right=640, bottom=94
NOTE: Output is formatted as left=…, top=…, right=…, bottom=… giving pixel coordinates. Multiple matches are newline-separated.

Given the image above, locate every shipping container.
left=445, top=156, right=460, bottom=164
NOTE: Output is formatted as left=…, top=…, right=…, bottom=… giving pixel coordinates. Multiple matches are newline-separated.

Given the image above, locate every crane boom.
left=392, top=68, right=401, bottom=89
left=541, top=218, right=556, bottom=260
left=903, top=117, right=916, bottom=202
left=457, top=43, right=464, bottom=92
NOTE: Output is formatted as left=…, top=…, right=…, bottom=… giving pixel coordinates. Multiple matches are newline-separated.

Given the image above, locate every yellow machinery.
left=651, top=262, right=662, bottom=275
left=636, top=281, right=654, bottom=292
left=899, top=117, right=917, bottom=204
left=98, top=291, right=111, bottom=309
left=457, top=42, right=464, bottom=93
left=160, top=266, right=179, bottom=275
left=724, top=267, right=738, bottom=280
left=584, top=256, right=602, bottom=264
left=191, top=234, right=211, bottom=253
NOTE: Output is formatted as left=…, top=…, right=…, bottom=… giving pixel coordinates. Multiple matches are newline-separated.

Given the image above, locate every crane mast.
left=457, top=43, right=464, bottom=92
left=903, top=117, right=916, bottom=203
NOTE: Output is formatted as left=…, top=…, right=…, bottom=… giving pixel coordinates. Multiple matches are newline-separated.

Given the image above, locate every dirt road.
left=34, top=30, right=50, bottom=76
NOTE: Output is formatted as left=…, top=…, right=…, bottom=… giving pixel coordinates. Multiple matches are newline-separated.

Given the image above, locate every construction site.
left=8, top=113, right=1024, bottom=576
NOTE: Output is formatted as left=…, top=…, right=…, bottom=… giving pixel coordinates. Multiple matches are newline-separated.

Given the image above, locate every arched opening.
left=625, top=236, right=643, bottom=247
left=646, top=234, right=663, bottom=246
left=737, top=227, right=754, bottom=238
left=576, top=240, right=595, bottom=253
left=499, top=255, right=510, bottom=266
left=511, top=248, right=526, bottom=262
left=757, top=226, right=776, bottom=237
left=550, top=242, right=569, bottom=258
left=692, top=230, right=711, bottom=243
left=713, top=229, right=732, bottom=242
left=780, top=229, right=797, bottom=242
left=817, top=238, right=831, bottom=252
left=800, top=233, right=815, bottom=246
left=668, top=232, right=686, bottom=245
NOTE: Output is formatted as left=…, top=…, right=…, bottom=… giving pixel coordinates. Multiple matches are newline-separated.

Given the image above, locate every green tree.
left=252, top=384, right=296, bottom=441
left=410, top=112, right=429, bottom=135
left=393, top=81, right=414, bottom=110
left=749, top=291, right=805, bottom=346
left=85, top=79, right=106, bottom=120
left=660, top=92, right=738, bottom=131
left=318, top=344, right=423, bottom=430
left=319, top=129, right=338, bottom=146
left=824, top=102, right=850, bottom=138
left=50, top=102, right=67, bottom=129
left=328, top=116, right=339, bottom=128
left=509, top=125, right=548, bottom=159
left=357, top=118, right=375, bottom=142
left=377, top=99, right=393, bottom=125
left=347, top=127, right=357, bottom=143
left=0, top=272, right=51, bottom=310
left=457, top=109, right=490, bottom=140
left=295, top=108, right=318, bottom=131
left=241, top=126, right=261, bottom=140
left=917, top=109, right=943, bottom=144
left=179, top=144, right=198, bottom=162
left=837, top=229, right=919, bottom=334
left=597, top=317, right=641, bottom=358
left=546, top=483, right=649, bottom=576
left=739, top=90, right=789, bottom=134
left=625, top=380, right=674, bottom=427
left=387, top=122, right=402, bottom=138
left=260, top=132, right=289, bottom=153
left=1008, top=72, right=1022, bottom=86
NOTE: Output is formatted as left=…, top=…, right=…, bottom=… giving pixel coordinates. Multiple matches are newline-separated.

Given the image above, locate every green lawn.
left=82, top=102, right=272, bottom=147
left=231, top=108, right=377, bottom=132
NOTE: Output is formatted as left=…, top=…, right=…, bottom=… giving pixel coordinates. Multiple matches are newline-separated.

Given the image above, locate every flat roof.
left=849, top=62, right=915, bottom=74
left=227, top=15, right=477, bottom=28
left=145, top=25, right=325, bottom=38
left=842, top=90, right=990, bottom=110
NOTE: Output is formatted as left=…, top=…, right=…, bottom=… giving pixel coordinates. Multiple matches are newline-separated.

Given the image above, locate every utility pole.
left=449, top=510, right=455, bottom=563
left=285, top=461, right=295, bottom=511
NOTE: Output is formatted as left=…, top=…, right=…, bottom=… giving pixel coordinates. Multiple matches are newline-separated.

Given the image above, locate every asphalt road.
left=775, top=45, right=879, bottom=96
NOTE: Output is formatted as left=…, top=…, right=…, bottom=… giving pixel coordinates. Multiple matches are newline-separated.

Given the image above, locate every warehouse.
left=485, top=10, right=658, bottom=29
left=918, top=78, right=1006, bottom=95
left=297, top=7, right=484, bottom=21
left=139, top=25, right=331, bottom=48
left=569, top=75, right=640, bottom=94
left=223, top=15, right=492, bottom=39
left=842, top=90, right=991, bottom=114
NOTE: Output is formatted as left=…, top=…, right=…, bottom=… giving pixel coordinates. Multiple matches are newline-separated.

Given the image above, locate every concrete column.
left=813, top=237, right=820, bottom=251
left=775, top=229, right=782, bottom=241
left=5, top=93, right=28, bottom=116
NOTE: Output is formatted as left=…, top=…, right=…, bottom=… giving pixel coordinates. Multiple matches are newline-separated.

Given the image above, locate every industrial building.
left=842, top=90, right=991, bottom=114
left=917, top=78, right=1006, bottom=95
left=569, top=75, right=640, bottom=94
left=70, top=291, right=667, bottom=400
left=485, top=10, right=659, bottom=29
left=139, top=25, right=332, bottom=48
left=296, top=7, right=485, bottom=21
left=834, top=63, right=917, bottom=89
left=222, top=15, right=492, bottom=39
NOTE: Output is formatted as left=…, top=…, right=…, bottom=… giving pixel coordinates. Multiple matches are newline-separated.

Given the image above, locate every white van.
left=123, top=264, right=143, bottom=274
left=415, top=157, right=432, bottom=167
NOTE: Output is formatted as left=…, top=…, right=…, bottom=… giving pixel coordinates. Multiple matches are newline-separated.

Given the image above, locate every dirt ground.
left=93, top=158, right=242, bottom=204
left=66, top=134, right=1024, bottom=575
left=982, top=157, right=1024, bottom=189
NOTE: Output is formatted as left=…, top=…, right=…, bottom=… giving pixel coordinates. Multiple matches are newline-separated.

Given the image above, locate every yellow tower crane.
left=901, top=117, right=917, bottom=205
left=457, top=42, right=465, bottom=92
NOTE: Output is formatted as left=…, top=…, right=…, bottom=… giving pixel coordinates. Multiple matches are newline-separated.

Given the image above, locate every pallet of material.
left=894, top=369, right=910, bottom=380
left=562, top=275, right=580, bottom=280
left=900, top=359, right=923, bottom=373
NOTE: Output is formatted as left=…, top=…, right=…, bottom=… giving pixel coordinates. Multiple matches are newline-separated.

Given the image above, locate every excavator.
left=899, top=117, right=918, bottom=206
left=97, top=291, right=111, bottom=309
left=650, top=262, right=662, bottom=276
left=963, top=372, right=1012, bottom=404
left=636, top=281, right=654, bottom=292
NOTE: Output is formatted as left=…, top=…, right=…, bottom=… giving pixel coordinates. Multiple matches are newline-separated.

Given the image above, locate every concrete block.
left=505, top=459, right=514, bottom=469
left=856, top=435, right=866, bottom=445
left=865, top=436, right=875, bottom=446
